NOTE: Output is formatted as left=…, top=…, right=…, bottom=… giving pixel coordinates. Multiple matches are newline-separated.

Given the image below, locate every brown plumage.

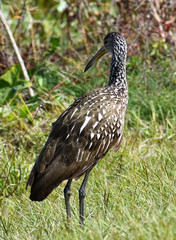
left=27, top=32, right=128, bottom=224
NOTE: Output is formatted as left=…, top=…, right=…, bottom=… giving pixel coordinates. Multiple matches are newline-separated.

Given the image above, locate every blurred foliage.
left=0, top=0, right=175, bottom=130
left=0, top=0, right=175, bottom=131
left=1, top=0, right=176, bottom=71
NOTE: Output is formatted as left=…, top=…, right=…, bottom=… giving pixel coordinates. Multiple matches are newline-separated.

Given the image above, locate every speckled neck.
left=108, top=48, right=127, bottom=89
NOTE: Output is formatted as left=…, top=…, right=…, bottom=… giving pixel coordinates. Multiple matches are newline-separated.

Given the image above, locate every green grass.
left=0, top=57, right=176, bottom=239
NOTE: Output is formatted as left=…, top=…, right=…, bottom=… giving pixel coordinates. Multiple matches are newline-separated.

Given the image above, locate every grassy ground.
left=0, top=55, right=176, bottom=239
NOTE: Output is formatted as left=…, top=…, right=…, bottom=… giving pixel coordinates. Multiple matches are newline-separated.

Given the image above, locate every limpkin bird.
left=27, top=32, right=128, bottom=224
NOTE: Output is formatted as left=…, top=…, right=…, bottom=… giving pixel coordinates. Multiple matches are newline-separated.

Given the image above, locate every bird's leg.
left=79, top=169, right=91, bottom=225
left=64, top=179, right=72, bottom=221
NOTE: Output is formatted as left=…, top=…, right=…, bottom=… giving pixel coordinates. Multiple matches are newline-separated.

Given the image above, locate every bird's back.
left=27, top=86, right=128, bottom=201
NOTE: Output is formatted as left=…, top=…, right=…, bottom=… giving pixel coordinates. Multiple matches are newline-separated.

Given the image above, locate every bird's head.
left=84, top=32, right=127, bottom=72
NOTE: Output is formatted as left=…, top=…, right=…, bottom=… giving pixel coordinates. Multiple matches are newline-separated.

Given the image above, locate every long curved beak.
left=84, top=46, right=107, bottom=72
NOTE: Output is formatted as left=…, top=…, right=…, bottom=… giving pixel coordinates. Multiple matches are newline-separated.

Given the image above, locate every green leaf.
left=0, top=65, right=21, bottom=87
left=0, top=65, right=32, bottom=105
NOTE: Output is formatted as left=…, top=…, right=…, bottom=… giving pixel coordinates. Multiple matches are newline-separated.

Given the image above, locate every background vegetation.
left=0, top=0, right=176, bottom=239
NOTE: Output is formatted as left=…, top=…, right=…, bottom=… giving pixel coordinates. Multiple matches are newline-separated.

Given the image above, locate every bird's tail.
left=30, top=180, right=60, bottom=201
left=27, top=161, right=65, bottom=201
